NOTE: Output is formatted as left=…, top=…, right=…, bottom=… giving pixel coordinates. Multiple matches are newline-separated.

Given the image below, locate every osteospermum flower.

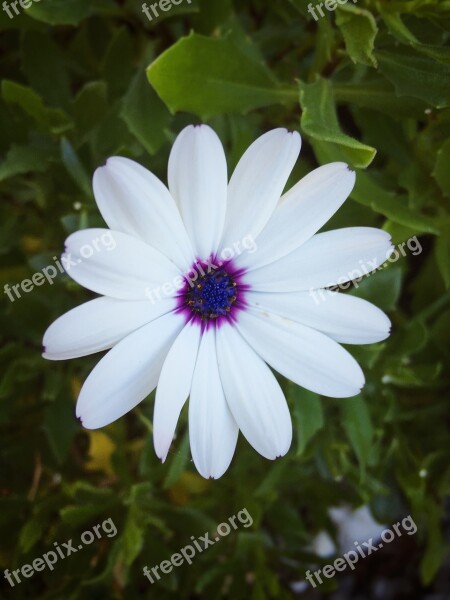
left=43, top=125, right=393, bottom=479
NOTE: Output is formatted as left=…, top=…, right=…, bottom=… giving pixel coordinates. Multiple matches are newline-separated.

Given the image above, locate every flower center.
left=177, top=259, right=247, bottom=326
left=187, top=267, right=237, bottom=319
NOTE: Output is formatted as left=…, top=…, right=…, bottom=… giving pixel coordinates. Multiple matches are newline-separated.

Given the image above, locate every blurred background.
left=0, top=0, right=449, bottom=598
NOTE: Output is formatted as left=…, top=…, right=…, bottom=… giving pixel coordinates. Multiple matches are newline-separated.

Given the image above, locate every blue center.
left=186, top=267, right=237, bottom=320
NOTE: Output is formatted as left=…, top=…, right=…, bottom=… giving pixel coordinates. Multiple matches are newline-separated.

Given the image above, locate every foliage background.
left=1, top=0, right=450, bottom=598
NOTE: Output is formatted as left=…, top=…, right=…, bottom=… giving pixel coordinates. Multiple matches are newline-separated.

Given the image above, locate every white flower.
left=43, top=125, right=393, bottom=479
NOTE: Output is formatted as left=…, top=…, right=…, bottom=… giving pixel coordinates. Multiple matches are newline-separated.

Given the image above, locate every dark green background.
left=1, top=0, right=449, bottom=598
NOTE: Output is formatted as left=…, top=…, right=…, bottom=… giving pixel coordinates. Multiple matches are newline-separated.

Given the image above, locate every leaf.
left=311, top=14, right=337, bottom=76
left=102, top=27, right=135, bottom=98
left=43, top=390, right=78, bottom=465
left=350, top=267, right=402, bottom=312
left=121, top=505, right=145, bottom=567
left=2, top=80, right=72, bottom=134
left=382, top=363, right=442, bottom=388
left=26, top=0, right=91, bottom=25
left=19, top=516, right=45, bottom=553
left=299, top=78, right=376, bottom=169
left=121, top=67, right=171, bottom=155
left=340, top=396, right=374, bottom=476
left=333, top=80, right=428, bottom=118
left=380, top=10, right=450, bottom=65
left=380, top=9, right=419, bottom=44
left=435, top=233, right=450, bottom=289
left=21, top=30, right=71, bottom=110
left=0, top=143, right=50, bottom=181
left=335, top=4, right=378, bottom=67
left=292, top=389, right=324, bottom=455
left=147, top=32, right=286, bottom=118
left=163, top=430, right=190, bottom=489
left=377, top=48, right=450, bottom=108
left=255, top=460, right=289, bottom=498
left=413, top=43, right=450, bottom=66
left=420, top=504, right=446, bottom=585
left=351, top=171, right=440, bottom=235
left=433, top=137, right=450, bottom=197
left=60, top=503, right=112, bottom=527
left=388, top=320, right=429, bottom=359
left=60, top=137, right=93, bottom=198
left=73, top=81, right=108, bottom=142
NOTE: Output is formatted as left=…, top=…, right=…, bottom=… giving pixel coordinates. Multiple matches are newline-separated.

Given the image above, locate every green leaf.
left=2, top=80, right=72, bottom=134
left=60, top=138, right=93, bottom=198
left=340, top=396, right=374, bottom=475
left=335, top=4, right=378, bottom=67
left=121, top=505, right=145, bottom=567
left=433, top=137, right=450, bottom=197
left=413, top=43, right=450, bottom=66
left=333, top=80, right=428, bottom=118
left=420, top=504, right=446, bottom=585
left=435, top=233, right=450, bottom=289
left=311, top=14, right=337, bottom=76
left=102, top=27, right=135, bottom=98
left=380, top=9, right=419, bottom=44
left=121, top=68, right=170, bottom=155
left=60, top=504, right=110, bottom=527
left=74, top=81, right=108, bottom=143
left=19, top=516, right=44, bottom=553
left=292, top=389, right=324, bottom=455
left=388, top=320, right=429, bottom=358
left=163, top=431, right=190, bottom=489
left=299, top=78, right=376, bottom=169
left=377, top=48, right=450, bottom=108
left=147, top=32, right=287, bottom=118
left=26, top=0, right=91, bottom=25
left=350, top=267, right=402, bottom=312
left=43, top=389, right=78, bottom=465
left=380, top=10, right=450, bottom=65
left=351, top=172, right=440, bottom=235
left=21, top=30, right=71, bottom=110
left=0, top=142, right=50, bottom=181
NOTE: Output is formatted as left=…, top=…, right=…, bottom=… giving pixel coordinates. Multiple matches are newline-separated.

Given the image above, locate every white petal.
left=63, top=228, right=181, bottom=300
left=93, top=157, right=195, bottom=271
left=43, top=296, right=176, bottom=360
left=237, top=162, right=355, bottom=270
left=245, top=228, right=394, bottom=292
left=189, top=328, right=238, bottom=479
left=236, top=308, right=365, bottom=398
left=246, top=291, right=391, bottom=344
left=216, top=324, right=292, bottom=459
left=221, top=129, right=301, bottom=248
left=153, top=322, right=202, bottom=462
left=76, top=311, right=185, bottom=429
left=168, top=125, right=227, bottom=258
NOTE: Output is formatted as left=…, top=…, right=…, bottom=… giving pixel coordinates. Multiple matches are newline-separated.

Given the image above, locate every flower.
left=43, top=125, right=393, bottom=479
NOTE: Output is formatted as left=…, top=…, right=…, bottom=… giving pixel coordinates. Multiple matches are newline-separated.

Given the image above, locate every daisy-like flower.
left=43, top=126, right=393, bottom=479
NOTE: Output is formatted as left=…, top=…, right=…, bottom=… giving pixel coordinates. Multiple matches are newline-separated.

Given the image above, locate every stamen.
left=182, top=262, right=240, bottom=322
